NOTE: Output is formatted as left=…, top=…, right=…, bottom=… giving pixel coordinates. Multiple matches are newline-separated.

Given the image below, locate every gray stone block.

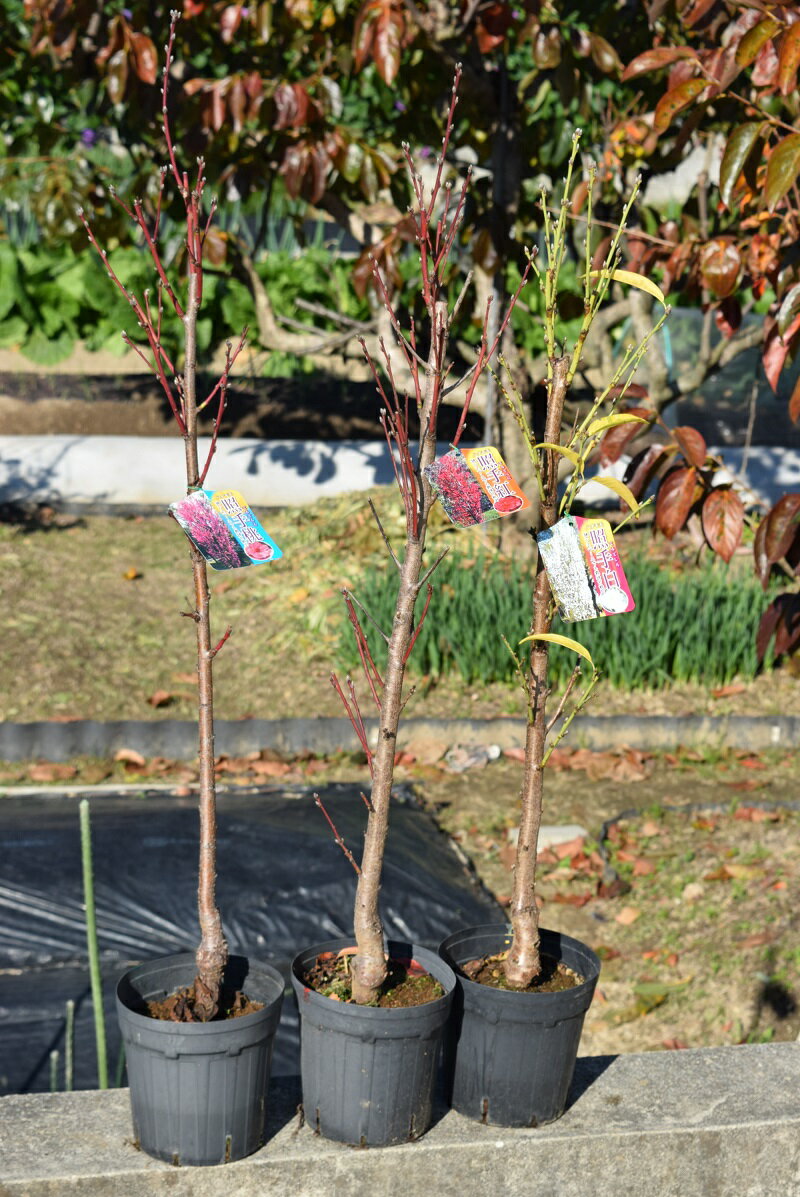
left=1, top=1044, right=799, bottom=1196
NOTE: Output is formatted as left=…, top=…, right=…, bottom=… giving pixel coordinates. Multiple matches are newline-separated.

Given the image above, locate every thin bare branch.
left=314, top=793, right=361, bottom=875
left=368, top=498, right=401, bottom=570
left=544, top=665, right=581, bottom=736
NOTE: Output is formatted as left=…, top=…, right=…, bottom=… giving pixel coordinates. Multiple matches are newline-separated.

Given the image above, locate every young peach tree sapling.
left=78, top=11, right=245, bottom=1021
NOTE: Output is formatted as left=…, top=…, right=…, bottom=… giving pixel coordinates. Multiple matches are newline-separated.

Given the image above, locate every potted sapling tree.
left=78, top=13, right=284, bottom=1166
left=440, top=135, right=670, bottom=1127
left=290, top=70, right=529, bottom=1149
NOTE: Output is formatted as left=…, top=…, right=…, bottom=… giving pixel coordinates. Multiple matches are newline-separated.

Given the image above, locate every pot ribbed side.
left=291, top=938, right=455, bottom=1146
left=439, top=924, right=600, bottom=1127
left=116, top=952, right=284, bottom=1166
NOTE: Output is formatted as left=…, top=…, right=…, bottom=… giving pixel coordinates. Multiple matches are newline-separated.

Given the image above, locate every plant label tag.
left=169, top=489, right=282, bottom=571
left=424, top=446, right=530, bottom=527
left=537, top=515, right=634, bottom=621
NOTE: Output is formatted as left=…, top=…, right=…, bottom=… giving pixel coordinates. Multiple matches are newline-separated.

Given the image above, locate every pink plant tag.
left=169, top=489, right=282, bottom=571
left=425, top=446, right=530, bottom=527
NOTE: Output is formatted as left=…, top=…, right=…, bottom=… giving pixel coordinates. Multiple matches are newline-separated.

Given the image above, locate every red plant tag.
left=425, top=446, right=530, bottom=526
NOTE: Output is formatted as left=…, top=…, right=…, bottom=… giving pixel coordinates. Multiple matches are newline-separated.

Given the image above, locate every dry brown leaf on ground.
left=28, top=762, right=77, bottom=782
left=114, top=748, right=146, bottom=767
left=249, top=759, right=293, bottom=777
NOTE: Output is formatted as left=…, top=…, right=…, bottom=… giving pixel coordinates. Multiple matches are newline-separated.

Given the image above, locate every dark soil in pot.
left=291, top=937, right=455, bottom=1147
left=116, top=952, right=284, bottom=1166
left=440, top=924, right=600, bottom=1128
left=300, top=945, right=445, bottom=1008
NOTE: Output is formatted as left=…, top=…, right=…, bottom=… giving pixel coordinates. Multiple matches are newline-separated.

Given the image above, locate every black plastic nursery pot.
left=439, top=924, right=600, bottom=1128
left=291, top=937, right=456, bottom=1147
left=116, top=952, right=285, bottom=1166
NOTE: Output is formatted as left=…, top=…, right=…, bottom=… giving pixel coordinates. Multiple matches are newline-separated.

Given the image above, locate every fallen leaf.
left=710, top=683, right=747, bottom=698
left=641, top=950, right=659, bottom=960
left=772, top=880, right=788, bottom=890
left=738, top=931, right=776, bottom=949
left=393, top=751, right=417, bottom=767
left=682, top=881, right=705, bottom=902
left=594, top=946, right=621, bottom=962
left=147, top=690, right=174, bottom=708
left=122, top=567, right=142, bottom=580
left=724, top=863, right=764, bottom=881
left=740, top=756, right=766, bottom=770
left=503, top=747, right=526, bottom=762
left=550, top=892, right=593, bottom=907
left=666, top=953, right=680, bottom=968
left=615, top=905, right=641, bottom=925
left=597, top=876, right=632, bottom=899
left=28, top=762, right=77, bottom=782
left=249, top=759, right=293, bottom=777
left=692, top=816, right=718, bottom=831
left=705, top=866, right=733, bottom=881
left=662, top=1038, right=689, bottom=1050
left=734, top=805, right=780, bottom=821
left=633, top=858, right=656, bottom=877
left=727, top=779, right=765, bottom=792
left=114, top=748, right=147, bottom=767
left=552, top=836, right=586, bottom=859
left=172, top=672, right=198, bottom=685
left=289, top=587, right=310, bottom=604
left=640, top=820, right=663, bottom=837
left=303, top=759, right=330, bottom=775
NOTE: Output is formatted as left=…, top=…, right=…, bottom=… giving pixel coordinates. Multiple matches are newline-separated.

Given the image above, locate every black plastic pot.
left=291, top=937, right=455, bottom=1147
left=116, top=952, right=284, bottom=1166
left=439, top=924, right=600, bottom=1127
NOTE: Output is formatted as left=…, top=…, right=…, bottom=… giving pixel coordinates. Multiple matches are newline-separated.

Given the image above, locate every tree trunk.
left=182, top=270, right=228, bottom=1020
left=504, top=355, right=569, bottom=988
left=350, top=304, right=446, bottom=1005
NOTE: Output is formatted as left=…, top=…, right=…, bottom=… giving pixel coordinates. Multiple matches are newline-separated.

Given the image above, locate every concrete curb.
left=0, top=434, right=458, bottom=509
left=0, top=713, right=798, bottom=763
left=1, top=1044, right=799, bottom=1196
left=2, top=434, right=799, bottom=509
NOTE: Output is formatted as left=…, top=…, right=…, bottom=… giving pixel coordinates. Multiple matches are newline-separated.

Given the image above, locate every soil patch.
left=0, top=370, right=483, bottom=442
left=302, top=949, right=444, bottom=1008
left=462, top=952, right=583, bottom=993
left=146, top=984, right=263, bottom=1022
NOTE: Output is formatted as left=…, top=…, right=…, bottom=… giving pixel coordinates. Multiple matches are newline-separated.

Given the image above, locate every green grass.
left=343, top=550, right=778, bottom=690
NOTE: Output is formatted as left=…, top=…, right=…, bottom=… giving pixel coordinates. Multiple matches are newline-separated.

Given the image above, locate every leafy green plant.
left=0, top=234, right=368, bottom=369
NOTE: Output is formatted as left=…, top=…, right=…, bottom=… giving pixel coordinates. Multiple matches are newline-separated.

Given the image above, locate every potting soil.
left=0, top=782, right=499, bottom=1094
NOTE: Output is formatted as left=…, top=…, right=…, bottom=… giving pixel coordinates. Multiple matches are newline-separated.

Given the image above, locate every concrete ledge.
left=0, top=713, right=798, bottom=765
left=1, top=1045, right=799, bottom=1196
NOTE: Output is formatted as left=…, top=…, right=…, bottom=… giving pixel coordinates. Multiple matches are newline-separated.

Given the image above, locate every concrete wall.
left=1, top=1044, right=799, bottom=1196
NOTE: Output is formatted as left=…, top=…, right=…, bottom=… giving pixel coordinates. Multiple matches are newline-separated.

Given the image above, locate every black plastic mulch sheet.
left=0, top=782, right=500, bottom=1094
